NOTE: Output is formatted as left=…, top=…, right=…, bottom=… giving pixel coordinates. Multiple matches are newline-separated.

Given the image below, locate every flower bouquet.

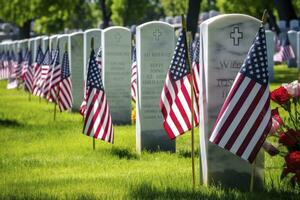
left=264, top=80, right=300, bottom=186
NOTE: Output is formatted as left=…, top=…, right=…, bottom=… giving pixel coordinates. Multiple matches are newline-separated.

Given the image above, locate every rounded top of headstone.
left=57, top=34, right=69, bottom=40
left=42, top=36, right=49, bottom=41
left=103, top=26, right=130, bottom=33
left=49, top=35, right=58, bottom=39
left=287, top=30, right=297, bottom=33
left=84, top=28, right=102, bottom=34
left=68, top=31, right=84, bottom=37
left=200, top=14, right=261, bottom=28
left=137, top=21, right=174, bottom=29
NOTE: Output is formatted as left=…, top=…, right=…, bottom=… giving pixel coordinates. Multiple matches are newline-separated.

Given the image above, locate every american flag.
left=274, top=35, right=281, bottom=52
left=131, top=47, right=137, bottom=102
left=21, top=49, right=28, bottom=80
left=160, top=31, right=199, bottom=139
left=0, top=52, right=3, bottom=80
left=58, top=51, right=73, bottom=111
left=273, top=34, right=295, bottom=62
left=192, top=39, right=200, bottom=98
left=7, top=51, right=19, bottom=89
left=80, top=48, right=102, bottom=116
left=16, top=50, right=23, bottom=79
left=43, top=49, right=57, bottom=101
left=209, top=26, right=272, bottom=163
left=32, top=46, right=44, bottom=96
left=24, top=51, right=34, bottom=93
left=9, top=51, right=17, bottom=79
left=82, top=49, right=114, bottom=143
left=40, top=48, right=51, bottom=97
left=49, top=49, right=61, bottom=103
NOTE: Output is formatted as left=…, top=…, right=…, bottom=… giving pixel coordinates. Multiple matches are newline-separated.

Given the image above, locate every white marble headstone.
left=49, top=35, right=58, bottom=51
left=57, top=34, right=69, bottom=64
left=287, top=30, right=297, bottom=68
left=21, top=39, right=29, bottom=58
left=278, top=20, right=287, bottom=31
left=41, top=36, right=49, bottom=52
left=136, top=21, right=175, bottom=152
left=28, top=38, right=35, bottom=58
left=297, top=32, right=300, bottom=70
left=33, top=36, right=43, bottom=60
left=68, top=32, right=84, bottom=111
left=265, top=30, right=274, bottom=81
left=199, top=14, right=264, bottom=190
left=290, top=19, right=299, bottom=31
left=84, top=29, right=101, bottom=82
left=102, top=26, right=131, bottom=125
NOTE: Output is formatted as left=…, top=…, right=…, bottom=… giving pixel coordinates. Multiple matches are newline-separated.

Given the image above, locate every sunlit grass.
left=0, top=65, right=299, bottom=199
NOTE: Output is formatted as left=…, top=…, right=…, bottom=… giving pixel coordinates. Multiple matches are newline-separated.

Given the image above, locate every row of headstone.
left=287, top=30, right=298, bottom=68
left=277, top=19, right=300, bottom=32
left=0, top=15, right=285, bottom=191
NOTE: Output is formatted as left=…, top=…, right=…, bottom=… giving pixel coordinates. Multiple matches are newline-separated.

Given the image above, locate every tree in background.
left=160, top=0, right=188, bottom=17
left=216, top=0, right=274, bottom=19
left=98, top=0, right=113, bottom=29
left=274, top=0, right=298, bottom=23
left=110, top=0, right=152, bottom=26
left=0, top=0, right=101, bottom=38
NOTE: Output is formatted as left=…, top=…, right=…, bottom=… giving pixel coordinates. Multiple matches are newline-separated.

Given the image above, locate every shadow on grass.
left=129, top=182, right=299, bottom=200
left=177, top=149, right=199, bottom=158
left=0, top=118, right=22, bottom=127
left=272, top=65, right=299, bottom=84
left=110, top=147, right=139, bottom=160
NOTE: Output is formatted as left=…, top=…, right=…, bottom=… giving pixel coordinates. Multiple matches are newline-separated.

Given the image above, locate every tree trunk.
left=99, top=0, right=111, bottom=29
left=19, top=20, right=31, bottom=39
left=186, top=0, right=201, bottom=39
left=274, top=0, right=298, bottom=23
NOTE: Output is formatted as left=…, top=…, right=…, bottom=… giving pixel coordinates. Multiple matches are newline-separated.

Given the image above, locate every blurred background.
left=0, top=0, right=299, bottom=40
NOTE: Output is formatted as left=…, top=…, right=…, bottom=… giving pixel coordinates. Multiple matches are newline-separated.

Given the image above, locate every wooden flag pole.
left=249, top=9, right=269, bottom=193
left=181, top=14, right=196, bottom=189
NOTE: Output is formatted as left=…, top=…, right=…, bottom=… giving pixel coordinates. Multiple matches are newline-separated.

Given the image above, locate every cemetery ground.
left=0, top=65, right=299, bottom=200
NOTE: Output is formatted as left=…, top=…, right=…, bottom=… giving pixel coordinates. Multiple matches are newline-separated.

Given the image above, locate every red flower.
left=270, top=86, right=291, bottom=105
left=271, top=108, right=284, bottom=125
left=279, top=129, right=300, bottom=147
left=285, top=151, right=300, bottom=173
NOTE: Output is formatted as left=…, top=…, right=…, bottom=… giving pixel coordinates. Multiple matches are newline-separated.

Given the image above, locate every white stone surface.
left=84, top=29, right=101, bottom=82
left=68, top=32, right=84, bottom=111
left=297, top=32, right=300, bottom=70
left=136, top=21, right=176, bottom=153
left=288, top=30, right=297, bottom=68
left=265, top=30, right=274, bottom=81
left=102, top=26, right=131, bottom=124
left=199, top=14, right=264, bottom=190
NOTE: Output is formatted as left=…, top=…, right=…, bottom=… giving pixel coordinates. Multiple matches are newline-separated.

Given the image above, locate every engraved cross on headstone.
left=153, top=28, right=162, bottom=41
left=230, top=27, right=243, bottom=46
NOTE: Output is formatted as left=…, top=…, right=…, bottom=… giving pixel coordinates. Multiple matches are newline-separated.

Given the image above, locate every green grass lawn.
left=0, top=65, right=299, bottom=199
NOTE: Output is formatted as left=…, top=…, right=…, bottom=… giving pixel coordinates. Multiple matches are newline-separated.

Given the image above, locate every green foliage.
left=201, top=0, right=218, bottom=12
left=160, top=0, right=188, bottom=16
left=110, top=0, right=150, bottom=26
left=292, top=0, right=300, bottom=14
left=0, top=65, right=299, bottom=199
left=0, top=0, right=101, bottom=35
left=216, top=0, right=274, bottom=19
